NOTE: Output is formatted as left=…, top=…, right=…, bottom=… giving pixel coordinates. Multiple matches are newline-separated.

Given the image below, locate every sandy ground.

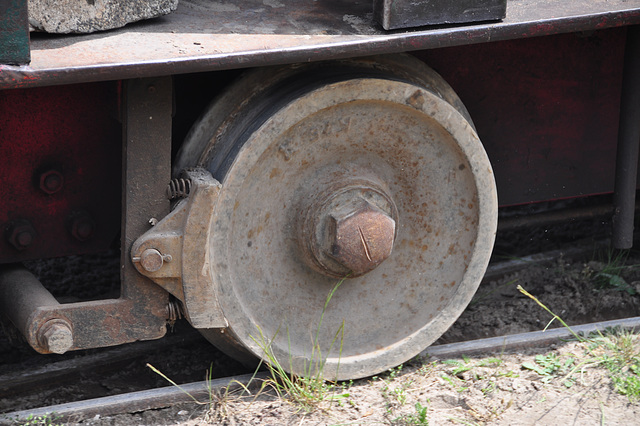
left=75, top=338, right=640, bottom=425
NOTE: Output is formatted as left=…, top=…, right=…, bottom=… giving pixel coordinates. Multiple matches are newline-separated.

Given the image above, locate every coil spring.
left=167, top=298, right=184, bottom=322
left=167, top=178, right=192, bottom=200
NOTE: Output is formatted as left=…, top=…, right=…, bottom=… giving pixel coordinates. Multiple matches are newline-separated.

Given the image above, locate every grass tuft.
left=518, top=285, right=640, bottom=401
left=18, top=414, right=62, bottom=426
left=589, top=249, right=637, bottom=295
left=147, top=362, right=254, bottom=422
left=249, top=278, right=350, bottom=412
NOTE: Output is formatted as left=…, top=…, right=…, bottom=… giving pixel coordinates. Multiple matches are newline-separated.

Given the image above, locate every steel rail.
left=1, top=372, right=268, bottom=424
left=0, top=242, right=608, bottom=409
left=0, top=242, right=600, bottom=395
left=426, top=316, right=640, bottom=359
left=4, top=316, right=640, bottom=423
left=0, top=327, right=204, bottom=397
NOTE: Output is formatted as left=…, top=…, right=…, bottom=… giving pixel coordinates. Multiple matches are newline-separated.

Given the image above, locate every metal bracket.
left=131, top=168, right=228, bottom=329
left=0, top=77, right=172, bottom=354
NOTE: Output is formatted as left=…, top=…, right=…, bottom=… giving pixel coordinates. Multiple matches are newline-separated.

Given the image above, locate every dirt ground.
left=65, top=243, right=640, bottom=426
left=169, top=340, right=640, bottom=426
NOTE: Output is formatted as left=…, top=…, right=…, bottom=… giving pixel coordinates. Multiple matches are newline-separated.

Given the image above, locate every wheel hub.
left=298, top=176, right=398, bottom=278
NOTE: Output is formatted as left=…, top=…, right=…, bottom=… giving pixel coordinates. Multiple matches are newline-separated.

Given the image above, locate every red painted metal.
left=418, top=28, right=626, bottom=206
left=0, top=28, right=630, bottom=263
left=0, top=82, right=121, bottom=263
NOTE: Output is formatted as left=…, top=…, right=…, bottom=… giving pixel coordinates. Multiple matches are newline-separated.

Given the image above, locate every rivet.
left=6, top=220, right=36, bottom=251
left=39, top=170, right=64, bottom=194
left=69, top=211, right=95, bottom=242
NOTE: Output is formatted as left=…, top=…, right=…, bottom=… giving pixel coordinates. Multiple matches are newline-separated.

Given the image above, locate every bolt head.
left=38, top=321, right=73, bottom=354
left=70, top=212, right=95, bottom=241
left=16, top=230, right=33, bottom=247
left=39, top=170, right=64, bottom=194
left=298, top=183, right=398, bottom=278
left=140, top=248, right=165, bottom=272
left=6, top=221, right=36, bottom=251
left=329, top=201, right=396, bottom=276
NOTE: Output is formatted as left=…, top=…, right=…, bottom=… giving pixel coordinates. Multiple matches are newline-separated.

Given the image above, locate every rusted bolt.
left=133, top=248, right=172, bottom=272
left=39, top=170, right=64, bottom=194
left=299, top=183, right=398, bottom=278
left=6, top=220, right=36, bottom=251
left=37, top=319, right=73, bottom=354
left=328, top=201, right=396, bottom=276
left=69, top=211, right=95, bottom=242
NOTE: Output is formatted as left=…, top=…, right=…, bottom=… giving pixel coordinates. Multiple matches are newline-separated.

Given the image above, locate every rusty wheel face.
left=176, top=55, right=497, bottom=380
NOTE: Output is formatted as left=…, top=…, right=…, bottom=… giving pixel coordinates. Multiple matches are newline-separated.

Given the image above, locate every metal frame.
left=1, top=1, right=639, bottom=351
left=1, top=0, right=639, bottom=89
left=0, top=77, right=172, bottom=353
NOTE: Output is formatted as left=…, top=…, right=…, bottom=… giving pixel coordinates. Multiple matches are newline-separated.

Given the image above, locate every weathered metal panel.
left=0, top=77, right=172, bottom=354
left=418, top=28, right=626, bottom=206
left=0, top=0, right=639, bottom=88
left=0, top=82, right=121, bottom=263
left=0, top=0, right=29, bottom=65
left=374, top=0, right=506, bottom=30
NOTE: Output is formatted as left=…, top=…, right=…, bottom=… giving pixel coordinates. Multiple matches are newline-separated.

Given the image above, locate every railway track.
left=4, top=315, right=640, bottom=424
left=0, top=200, right=635, bottom=423
left=2, top=223, right=639, bottom=423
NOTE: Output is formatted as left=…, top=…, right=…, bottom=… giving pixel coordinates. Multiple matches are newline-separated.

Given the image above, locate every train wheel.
left=175, top=54, right=497, bottom=380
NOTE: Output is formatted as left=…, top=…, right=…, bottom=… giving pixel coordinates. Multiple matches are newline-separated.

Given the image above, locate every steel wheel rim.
left=197, top=76, right=497, bottom=380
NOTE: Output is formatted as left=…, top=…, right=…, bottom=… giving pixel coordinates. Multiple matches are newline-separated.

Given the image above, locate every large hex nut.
left=37, top=319, right=74, bottom=354
left=299, top=183, right=399, bottom=278
left=328, top=201, right=396, bottom=276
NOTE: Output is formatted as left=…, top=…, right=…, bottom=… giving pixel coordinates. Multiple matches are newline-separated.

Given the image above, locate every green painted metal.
left=0, top=0, right=30, bottom=65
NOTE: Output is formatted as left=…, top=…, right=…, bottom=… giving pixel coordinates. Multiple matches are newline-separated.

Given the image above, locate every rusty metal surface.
left=0, top=265, right=63, bottom=352
left=1, top=0, right=639, bottom=88
left=298, top=182, right=399, bottom=278
left=131, top=168, right=228, bottom=329
left=374, top=0, right=506, bottom=30
left=0, top=265, right=163, bottom=353
left=0, top=79, right=173, bottom=353
left=119, top=77, right=172, bottom=332
left=184, top=55, right=497, bottom=380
